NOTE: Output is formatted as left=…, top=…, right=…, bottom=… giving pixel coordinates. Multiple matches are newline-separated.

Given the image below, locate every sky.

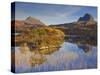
left=12, top=2, right=97, bottom=25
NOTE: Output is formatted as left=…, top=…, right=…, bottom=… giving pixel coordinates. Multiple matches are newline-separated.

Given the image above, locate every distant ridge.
left=11, top=16, right=46, bottom=28
left=24, top=16, right=45, bottom=26
left=49, top=13, right=96, bottom=27
left=11, top=20, right=24, bottom=28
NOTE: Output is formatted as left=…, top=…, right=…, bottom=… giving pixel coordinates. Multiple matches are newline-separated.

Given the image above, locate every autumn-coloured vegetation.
left=15, top=27, right=64, bottom=53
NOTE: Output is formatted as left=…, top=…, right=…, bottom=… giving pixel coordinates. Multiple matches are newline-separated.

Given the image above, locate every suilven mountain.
left=50, top=13, right=96, bottom=28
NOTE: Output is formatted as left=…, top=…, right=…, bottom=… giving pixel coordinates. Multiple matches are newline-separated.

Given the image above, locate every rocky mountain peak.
left=78, top=13, right=94, bottom=22
left=77, top=13, right=96, bottom=26
left=25, top=16, right=45, bottom=25
left=26, top=16, right=34, bottom=20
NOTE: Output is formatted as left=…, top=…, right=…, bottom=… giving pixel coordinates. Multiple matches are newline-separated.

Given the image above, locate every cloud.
left=34, top=6, right=82, bottom=24
left=15, top=3, right=97, bottom=25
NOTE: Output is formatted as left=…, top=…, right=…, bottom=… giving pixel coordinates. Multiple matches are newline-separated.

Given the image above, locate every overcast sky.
left=13, top=2, right=97, bottom=25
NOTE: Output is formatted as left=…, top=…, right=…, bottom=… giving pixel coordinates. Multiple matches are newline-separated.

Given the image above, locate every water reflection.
left=12, top=36, right=97, bottom=73
left=64, top=35, right=97, bottom=53
left=77, top=43, right=92, bottom=53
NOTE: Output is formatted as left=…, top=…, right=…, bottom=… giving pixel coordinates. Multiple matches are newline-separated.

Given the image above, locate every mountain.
left=11, top=16, right=46, bottom=28
left=78, top=13, right=94, bottom=22
left=49, top=13, right=97, bottom=36
left=11, top=20, right=24, bottom=28
left=24, top=16, right=45, bottom=26
left=50, top=13, right=96, bottom=28
left=77, top=13, right=96, bottom=26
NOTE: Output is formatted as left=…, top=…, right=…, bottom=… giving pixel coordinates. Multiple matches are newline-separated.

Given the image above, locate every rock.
left=77, top=13, right=96, bottom=26
left=78, top=13, right=94, bottom=22
left=24, top=16, right=46, bottom=26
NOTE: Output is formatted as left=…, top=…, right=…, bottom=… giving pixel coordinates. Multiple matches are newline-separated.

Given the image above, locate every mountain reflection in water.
left=13, top=35, right=97, bottom=73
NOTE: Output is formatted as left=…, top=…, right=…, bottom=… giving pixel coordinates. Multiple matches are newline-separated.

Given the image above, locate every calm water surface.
left=15, top=41, right=97, bottom=73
